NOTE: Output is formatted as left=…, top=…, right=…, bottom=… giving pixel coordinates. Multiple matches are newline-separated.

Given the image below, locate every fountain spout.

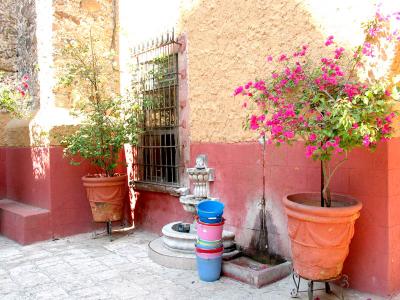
left=180, top=154, right=215, bottom=213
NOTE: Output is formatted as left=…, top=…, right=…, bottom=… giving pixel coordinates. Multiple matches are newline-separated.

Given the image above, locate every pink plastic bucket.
left=196, top=219, right=224, bottom=241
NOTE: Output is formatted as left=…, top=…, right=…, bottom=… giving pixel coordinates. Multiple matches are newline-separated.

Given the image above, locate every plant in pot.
left=234, top=11, right=399, bottom=283
left=59, top=34, right=142, bottom=227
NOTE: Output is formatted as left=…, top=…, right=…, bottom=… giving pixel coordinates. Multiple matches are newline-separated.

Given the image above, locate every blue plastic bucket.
left=197, top=200, right=224, bottom=224
left=196, top=255, right=222, bottom=282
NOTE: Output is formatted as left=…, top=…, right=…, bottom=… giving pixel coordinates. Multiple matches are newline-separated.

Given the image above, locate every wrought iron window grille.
left=131, top=30, right=180, bottom=186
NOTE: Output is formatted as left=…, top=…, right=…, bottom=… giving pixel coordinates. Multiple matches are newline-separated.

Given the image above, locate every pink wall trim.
left=135, top=190, right=192, bottom=233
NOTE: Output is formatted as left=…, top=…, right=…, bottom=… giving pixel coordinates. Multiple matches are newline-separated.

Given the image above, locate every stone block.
left=80, top=0, right=101, bottom=12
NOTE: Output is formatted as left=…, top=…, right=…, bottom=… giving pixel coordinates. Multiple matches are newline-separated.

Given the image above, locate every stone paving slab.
left=0, top=229, right=397, bottom=300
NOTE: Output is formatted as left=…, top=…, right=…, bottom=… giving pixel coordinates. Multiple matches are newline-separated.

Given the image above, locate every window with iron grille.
left=131, top=31, right=180, bottom=186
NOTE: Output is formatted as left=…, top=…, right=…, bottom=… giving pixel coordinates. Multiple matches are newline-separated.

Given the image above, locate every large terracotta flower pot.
left=82, top=174, right=127, bottom=222
left=283, top=193, right=362, bottom=280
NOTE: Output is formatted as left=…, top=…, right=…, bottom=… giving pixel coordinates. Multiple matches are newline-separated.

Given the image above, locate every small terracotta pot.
left=283, top=192, right=362, bottom=281
left=82, top=174, right=127, bottom=222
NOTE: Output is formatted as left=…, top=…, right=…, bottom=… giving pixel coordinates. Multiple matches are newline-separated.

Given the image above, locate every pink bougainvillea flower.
left=272, top=72, right=279, bottom=79
left=381, top=123, right=391, bottom=134
left=305, top=145, right=317, bottom=158
left=254, top=80, right=266, bottom=91
left=266, top=55, right=273, bottom=62
left=352, top=123, right=359, bottom=129
left=362, top=42, right=374, bottom=57
left=233, top=86, right=244, bottom=96
left=278, top=54, right=287, bottom=62
left=22, top=74, right=30, bottom=81
left=368, top=26, right=380, bottom=37
left=271, top=125, right=283, bottom=135
left=385, top=113, right=394, bottom=123
left=325, top=35, right=334, bottom=46
left=309, top=133, right=317, bottom=142
left=16, top=86, right=25, bottom=97
left=284, top=131, right=295, bottom=138
left=362, top=135, right=371, bottom=147
left=249, top=115, right=259, bottom=130
left=334, top=47, right=345, bottom=59
left=385, top=89, right=391, bottom=97
left=344, top=83, right=362, bottom=100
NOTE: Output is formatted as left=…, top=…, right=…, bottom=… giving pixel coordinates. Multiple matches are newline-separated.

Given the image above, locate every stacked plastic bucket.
left=195, top=200, right=225, bottom=282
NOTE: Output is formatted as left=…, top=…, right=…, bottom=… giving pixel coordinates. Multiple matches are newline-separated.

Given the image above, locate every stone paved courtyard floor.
left=0, top=229, right=397, bottom=300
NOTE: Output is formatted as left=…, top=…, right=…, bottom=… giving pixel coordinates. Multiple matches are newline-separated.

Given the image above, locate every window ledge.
left=132, top=182, right=189, bottom=197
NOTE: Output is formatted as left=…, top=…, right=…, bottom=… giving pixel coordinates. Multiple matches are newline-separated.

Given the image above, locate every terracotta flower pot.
left=283, top=192, right=362, bottom=280
left=82, top=174, right=127, bottom=222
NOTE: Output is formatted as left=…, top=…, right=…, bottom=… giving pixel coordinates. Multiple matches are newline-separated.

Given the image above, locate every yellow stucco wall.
left=2, top=0, right=399, bottom=147
left=179, top=0, right=399, bottom=143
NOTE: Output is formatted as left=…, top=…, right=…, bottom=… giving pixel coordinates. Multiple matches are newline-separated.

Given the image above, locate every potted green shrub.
left=234, top=10, right=399, bottom=282
left=59, top=34, right=141, bottom=224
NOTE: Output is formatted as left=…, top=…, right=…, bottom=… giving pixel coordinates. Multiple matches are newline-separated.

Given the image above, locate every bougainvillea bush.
left=0, top=72, right=30, bottom=117
left=234, top=9, right=400, bottom=207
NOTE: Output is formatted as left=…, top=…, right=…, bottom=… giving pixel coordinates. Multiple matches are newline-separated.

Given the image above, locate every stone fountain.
left=148, top=154, right=238, bottom=270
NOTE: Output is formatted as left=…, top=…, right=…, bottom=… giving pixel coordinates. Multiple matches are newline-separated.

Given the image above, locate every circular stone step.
left=148, top=237, right=196, bottom=270
left=148, top=237, right=241, bottom=270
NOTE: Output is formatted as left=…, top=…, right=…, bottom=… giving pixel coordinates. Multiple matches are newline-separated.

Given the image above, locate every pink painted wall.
left=0, top=148, right=6, bottom=198
left=388, top=139, right=400, bottom=294
left=0, top=146, right=113, bottom=240
left=135, top=190, right=192, bottom=233
left=190, top=142, right=320, bottom=258
left=5, top=147, right=51, bottom=209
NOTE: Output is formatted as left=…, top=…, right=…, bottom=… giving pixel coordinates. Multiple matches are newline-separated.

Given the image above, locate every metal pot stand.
left=290, top=270, right=349, bottom=300
left=91, top=221, right=132, bottom=242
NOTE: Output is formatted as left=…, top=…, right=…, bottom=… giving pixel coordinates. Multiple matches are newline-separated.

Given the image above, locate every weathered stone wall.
left=0, top=0, right=37, bottom=146
left=0, top=0, right=39, bottom=108
left=179, top=0, right=398, bottom=143
left=0, top=0, right=17, bottom=73
left=16, top=0, right=39, bottom=109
